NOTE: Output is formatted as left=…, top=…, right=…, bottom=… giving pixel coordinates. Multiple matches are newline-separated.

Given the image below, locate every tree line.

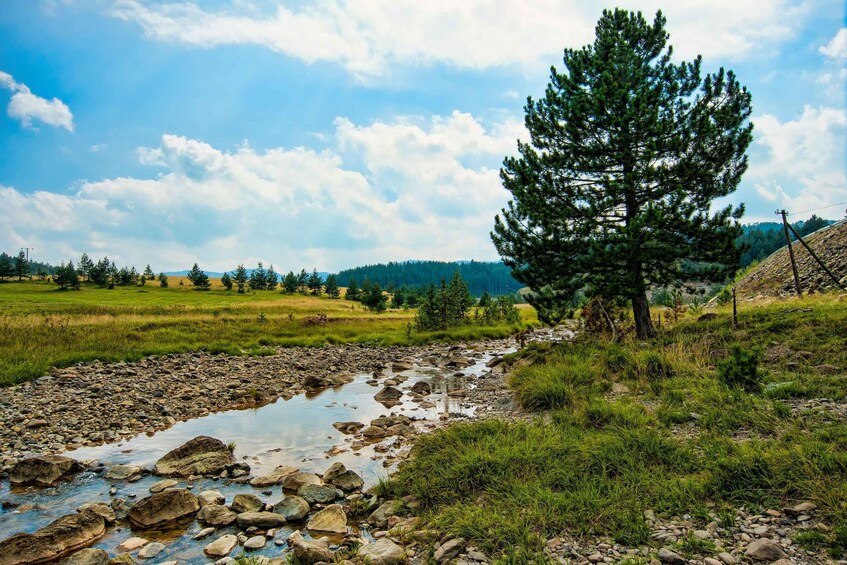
left=736, top=215, right=832, bottom=268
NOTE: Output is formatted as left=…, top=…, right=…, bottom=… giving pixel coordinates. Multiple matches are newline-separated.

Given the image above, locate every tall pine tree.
left=232, top=264, right=249, bottom=294
left=492, top=9, right=752, bottom=338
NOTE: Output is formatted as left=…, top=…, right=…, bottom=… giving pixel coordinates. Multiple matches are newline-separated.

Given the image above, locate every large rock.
left=230, top=493, right=263, bottom=513
left=236, top=511, right=287, bottom=528
left=137, top=542, right=166, bottom=559
left=288, top=531, right=334, bottom=564
left=104, top=464, right=142, bottom=481
left=153, top=436, right=240, bottom=477
left=746, top=538, right=787, bottom=561
left=197, top=503, right=238, bottom=526
left=332, top=422, right=365, bottom=434
left=322, top=462, right=347, bottom=482
left=197, top=490, right=225, bottom=507
left=374, top=386, right=402, bottom=403
left=273, top=495, right=310, bottom=521
left=204, top=534, right=238, bottom=557
left=62, top=548, right=110, bottom=565
left=77, top=502, right=116, bottom=525
left=127, top=489, right=200, bottom=528
left=9, top=455, right=83, bottom=486
left=368, top=500, right=401, bottom=528
left=307, top=504, right=347, bottom=534
left=298, top=483, right=337, bottom=504
left=282, top=472, right=322, bottom=491
left=358, top=538, right=407, bottom=565
left=249, top=465, right=298, bottom=487
left=0, top=509, right=105, bottom=565
left=411, top=381, right=432, bottom=395
left=331, top=470, right=364, bottom=492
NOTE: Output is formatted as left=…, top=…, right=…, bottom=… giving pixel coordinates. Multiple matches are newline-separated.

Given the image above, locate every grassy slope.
left=381, top=294, right=847, bottom=561
left=0, top=281, right=535, bottom=385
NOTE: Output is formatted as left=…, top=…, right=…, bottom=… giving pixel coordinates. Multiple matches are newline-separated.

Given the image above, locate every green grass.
left=0, top=281, right=536, bottom=384
left=380, top=293, right=847, bottom=561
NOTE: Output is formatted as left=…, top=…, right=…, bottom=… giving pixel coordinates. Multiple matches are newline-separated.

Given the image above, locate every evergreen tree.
left=297, top=269, right=309, bottom=294
left=186, top=263, right=211, bottom=290
left=249, top=261, right=267, bottom=291
left=345, top=278, right=360, bottom=301
left=52, top=261, right=80, bottom=290
left=14, top=251, right=28, bottom=281
left=324, top=274, right=340, bottom=299
left=282, top=271, right=298, bottom=294
left=360, top=277, right=372, bottom=302
left=478, top=290, right=492, bottom=308
left=491, top=9, right=752, bottom=338
left=143, top=264, right=154, bottom=280
left=362, top=282, right=387, bottom=312
left=90, top=257, right=112, bottom=287
left=221, top=272, right=233, bottom=290
left=307, top=268, right=323, bottom=295
left=0, top=254, right=12, bottom=280
left=158, top=272, right=169, bottom=288
left=232, top=264, right=249, bottom=294
left=265, top=265, right=278, bottom=291
left=79, top=253, right=93, bottom=282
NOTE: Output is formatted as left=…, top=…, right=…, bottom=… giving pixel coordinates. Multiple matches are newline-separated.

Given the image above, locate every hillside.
left=734, top=219, right=847, bottom=298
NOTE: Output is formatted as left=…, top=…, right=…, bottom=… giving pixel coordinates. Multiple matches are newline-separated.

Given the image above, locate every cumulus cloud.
left=110, top=0, right=810, bottom=77
left=0, top=71, right=74, bottom=131
left=820, top=27, right=847, bottom=61
left=1, top=112, right=525, bottom=271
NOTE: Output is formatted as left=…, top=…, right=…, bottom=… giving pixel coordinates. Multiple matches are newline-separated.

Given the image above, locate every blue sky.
left=0, top=0, right=845, bottom=272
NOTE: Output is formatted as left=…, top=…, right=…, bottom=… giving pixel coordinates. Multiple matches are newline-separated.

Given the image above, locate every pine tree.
left=158, top=272, right=169, bottom=288
left=491, top=9, right=751, bottom=338
left=324, top=274, right=340, bottom=299
left=297, top=269, right=309, bottom=294
left=478, top=291, right=492, bottom=308
left=53, top=261, right=80, bottom=290
left=221, top=272, right=233, bottom=290
left=345, top=278, right=360, bottom=301
left=0, top=254, right=12, bottom=280
left=232, top=264, right=249, bottom=294
left=14, top=251, right=28, bottom=281
left=307, top=269, right=323, bottom=295
left=143, top=264, right=154, bottom=280
left=90, top=257, right=111, bottom=287
left=79, top=253, right=93, bottom=282
left=282, top=271, right=298, bottom=294
left=249, top=261, right=267, bottom=291
left=363, top=282, right=387, bottom=312
left=265, top=265, right=278, bottom=291
left=186, top=263, right=211, bottom=290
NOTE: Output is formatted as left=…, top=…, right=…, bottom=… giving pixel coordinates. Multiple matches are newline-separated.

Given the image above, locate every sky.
left=0, top=0, right=845, bottom=273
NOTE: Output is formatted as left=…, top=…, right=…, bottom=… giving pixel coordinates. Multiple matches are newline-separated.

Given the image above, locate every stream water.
left=0, top=344, right=511, bottom=562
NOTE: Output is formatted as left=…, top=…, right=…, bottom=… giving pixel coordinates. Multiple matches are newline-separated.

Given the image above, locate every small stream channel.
left=0, top=344, right=513, bottom=563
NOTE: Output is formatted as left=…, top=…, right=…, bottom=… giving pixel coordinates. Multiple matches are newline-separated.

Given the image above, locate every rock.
left=105, top=464, right=142, bottom=481
left=717, top=552, right=737, bottom=564
left=77, top=502, right=116, bottom=525
left=786, top=501, right=817, bottom=514
left=288, top=531, right=334, bottom=564
left=392, top=361, right=414, bottom=372
left=204, top=534, right=238, bottom=557
left=106, top=556, right=135, bottom=565
left=153, top=436, right=240, bottom=477
left=197, top=503, right=238, bottom=526
left=244, top=535, right=266, bottom=550
left=657, top=548, right=686, bottom=564
left=193, top=527, right=216, bottom=540
left=273, top=495, right=310, bottom=521
left=307, top=504, right=347, bottom=533
left=198, top=490, right=226, bottom=507
left=0, top=509, right=105, bottom=565
left=322, top=462, right=347, bottom=482
left=745, top=538, right=787, bottom=561
left=138, top=542, right=166, bottom=559
left=433, top=538, right=467, bottom=562
left=374, top=386, right=402, bottom=402
left=331, top=470, right=364, bottom=492
left=231, top=493, right=264, bottom=513
left=127, top=489, right=200, bottom=528
left=332, top=422, right=365, bottom=434
left=282, top=472, right=322, bottom=491
left=249, top=465, right=298, bottom=487
left=110, top=498, right=133, bottom=520
left=358, top=538, right=407, bottom=565
left=63, top=548, right=110, bottom=565
left=298, top=483, right=337, bottom=504
left=410, top=381, right=432, bottom=395
left=361, top=426, right=387, bottom=439
left=149, top=479, right=178, bottom=493
left=236, top=511, right=287, bottom=528
left=368, top=500, right=400, bottom=528
left=9, top=454, right=83, bottom=486
left=117, top=537, right=148, bottom=551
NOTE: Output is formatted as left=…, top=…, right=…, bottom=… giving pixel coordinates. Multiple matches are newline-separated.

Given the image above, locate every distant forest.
left=335, top=261, right=522, bottom=297
left=737, top=215, right=834, bottom=268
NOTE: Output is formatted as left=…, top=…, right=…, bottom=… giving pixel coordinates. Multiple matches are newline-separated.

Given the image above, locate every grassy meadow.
left=381, top=293, right=847, bottom=561
left=0, top=280, right=536, bottom=385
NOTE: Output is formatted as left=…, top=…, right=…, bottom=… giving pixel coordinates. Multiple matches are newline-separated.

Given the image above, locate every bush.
left=717, top=344, right=761, bottom=392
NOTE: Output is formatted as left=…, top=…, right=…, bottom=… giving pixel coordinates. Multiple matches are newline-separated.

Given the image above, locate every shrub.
left=717, top=344, right=761, bottom=392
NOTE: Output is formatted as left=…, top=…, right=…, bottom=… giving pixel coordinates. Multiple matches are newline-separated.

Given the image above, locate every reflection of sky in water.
left=0, top=347, right=509, bottom=562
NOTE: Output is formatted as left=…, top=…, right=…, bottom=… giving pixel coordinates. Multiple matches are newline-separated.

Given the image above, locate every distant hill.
left=737, top=216, right=835, bottom=268
left=334, top=260, right=521, bottom=296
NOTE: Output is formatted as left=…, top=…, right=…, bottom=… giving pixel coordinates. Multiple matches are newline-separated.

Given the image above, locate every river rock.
left=433, top=538, right=467, bottom=562
left=368, top=500, right=401, bottom=528
left=138, top=542, right=166, bottom=559
left=204, top=534, right=238, bottom=557
left=77, top=502, right=116, bottom=525
left=236, top=511, right=287, bottom=528
left=106, top=556, right=134, bottom=565
left=322, top=461, right=347, bottom=482
left=149, top=479, right=178, bottom=493
left=249, top=465, right=298, bottom=487
left=9, top=454, right=83, bottom=486
left=198, top=490, right=226, bottom=507
left=746, top=538, right=787, bottom=561
left=62, top=548, right=110, bottom=565
left=358, top=538, right=407, bottom=565
left=657, top=547, right=686, bottom=564
left=374, top=386, right=402, bottom=402
left=410, top=381, right=431, bottom=395
left=197, top=503, right=238, bottom=526
left=110, top=498, right=133, bottom=520
left=231, top=493, right=264, bottom=513
left=331, top=470, right=364, bottom=492
left=117, top=537, right=148, bottom=551
left=127, top=489, right=200, bottom=528
left=153, top=436, right=240, bottom=477
left=392, top=361, right=414, bottom=372
left=0, top=508, right=105, bottom=565
left=244, top=535, right=266, bottom=550
left=332, top=422, right=365, bottom=434
left=288, top=531, right=334, bottom=564
left=298, top=483, right=337, bottom=504
left=307, top=504, right=347, bottom=533
left=104, top=464, right=142, bottom=481
left=282, top=472, right=322, bottom=491
left=362, top=426, right=386, bottom=439
left=273, top=495, right=310, bottom=521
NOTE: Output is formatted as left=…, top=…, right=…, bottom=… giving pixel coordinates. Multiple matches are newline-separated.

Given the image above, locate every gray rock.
left=746, top=538, right=787, bottom=561
left=434, top=538, right=467, bottom=562
left=307, top=504, right=347, bottom=534
left=9, top=455, right=83, bottom=486
left=243, top=535, right=266, bottom=550
left=657, top=547, right=686, bottom=564
left=105, top=464, right=142, bottom=481
left=331, top=469, right=364, bottom=492
left=77, top=502, right=116, bottom=525
left=236, top=511, right=287, bottom=528
left=127, top=489, right=200, bottom=528
left=374, top=386, right=402, bottom=402
left=204, top=534, right=238, bottom=557
left=249, top=465, right=298, bottom=487
left=231, top=493, right=263, bottom=513
left=322, top=461, right=347, bottom=482
left=197, top=503, right=238, bottom=526
left=138, top=542, right=166, bottom=559
left=197, top=490, right=225, bottom=507
left=273, top=495, right=310, bottom=521
left=282, top=472, right=322, bottom=491
left=153, top=436, right=240, bottom=477
left=62, top=548, right=110, bottom=565
left=298, top=483, right=337, bottom=504
left=368, top=500, right=401, bottom=528
left=0, top=509, right=105, bottom=564
left=149, top=479, right=178, bottom=493
left=288, top=531, right=333, bottom=564
left=358, top=538, right=407, bottom=565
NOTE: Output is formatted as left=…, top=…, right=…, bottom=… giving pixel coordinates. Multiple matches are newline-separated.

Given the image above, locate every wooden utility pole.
left=777, top=210, right=802, bottom=298
left=732, top=286, right=738, bottom=327
left=785, top=222, right=847, bottom=290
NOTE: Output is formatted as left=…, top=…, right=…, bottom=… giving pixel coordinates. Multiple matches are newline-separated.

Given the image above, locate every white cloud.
left=109, top=0, right=811, bottom=77
left=0, top=71, right=74, bottom=131
left=820, top=27, right=847, bottom=61
left=1, top=112, right=525, bottom=271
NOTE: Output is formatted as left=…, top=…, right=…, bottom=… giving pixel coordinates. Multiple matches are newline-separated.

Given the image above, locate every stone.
left=361, top=426, right=386, bottom=439
left=332, top=422, right=365, bottom=434
left=0, top=509, right=106, bottom=565
left=153, top=436, right=240, bottom=477
left=717, top=552, right=737, bottom=564
left=138, top=542, right=166, bottom=559
left=273, top=495, right=310, bottom=521
left=62, top=548, right=110, bottom=565
left=331, top=470, right=364, bottom=492
left=117, top=537, right=148, bottom=551
left=282, top=472, right=322, bottom=491
left=77, top=502, right=116, bottom=525
left=657, top=548, right=686, bottom=564
left=392, top=361, right=414, bottom=372
left=193, top=527, right=216, bottom=539
left=197, top=503, right=238, bottom=526
left=307, top=504, right=347, bottom=534
left=105, top=464, right=142, bottom=481
left=149, top=479, right=178, bottom=493
left=110, top=498, right=133, bottom=520
left=106, top=556, right=135, bottom=565
left=368, top=500, right=400, bottom=528
left=746, top=538, right=787, bottom=561
left=249, top=465, right=298, bottom=487
left=236, top=511, right=287, bottom=528
left=204, top=534, right=238, bottom=557
left=288, top=531, right=333, bottom=563
left=433, top=538, right=467, bottom=562
left=9, top=454, right=83, bottom=486
left=322, top=461, right=347, bottom=482
left=358, top=538, right=407, bottom=565
left=231, top=493, right=264, bottom=513
left=127, top=489, right=200, bottom=528
left=198, top=490, right=226, bottom=507
left=374, top=386, right=402, bottom=402
left=244, top=535, right=266, bottom=550
left=410, top=381, right=431, bottom=395
left=298, top=483, right=338, bottom=504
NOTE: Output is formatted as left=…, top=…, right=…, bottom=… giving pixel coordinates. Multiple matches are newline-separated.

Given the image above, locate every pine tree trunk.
left=632, top=290, right=655, bottom=339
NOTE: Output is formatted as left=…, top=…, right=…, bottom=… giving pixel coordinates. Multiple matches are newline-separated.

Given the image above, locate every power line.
left=788, top=200, right=847, bottom=216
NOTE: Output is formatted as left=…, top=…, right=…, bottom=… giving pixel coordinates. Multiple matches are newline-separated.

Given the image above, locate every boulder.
left=244, top=535, right=266, bottom=550
left=282, top=472, right=322, bottom=491
left=9, top=455, right=83, bottom=486
left=236, top=511, right=287, bottom=528
left=657, top=547, right=686, bottom=564
left=746, top=538, right=787, bottom=561
left=331, top=470, right=364, bottom=492
left=127, top=489, right=200, bottom=528
left=0, top=509, right=105, bottom=565
left=197, top=503, right=238, bottom=526
left=77, top=502, right=116, bottom=525
left=307, top=504, right=347, bottom=534
left=288, top=531, right=334, bottom=564
left=204, top=534, right=238, bottom=558
left=392, top=361, right=414, bottom=372
left=322, top=461, right=347, bottom=482
left=231, top=493, right=263, bottom=513
left=197, top=490, right=225, bottom=507
left=137, top=542, right=165, bottom=559
left=332, top=422, right=365, bottom=434
left=374, top=387, right=402, bottom=402
left=298, top=484, right=337, bottom=504
left=149, top=479, right=177, bottom=493
left=358, top=538, right=407, bottom=565
left=106, top=556, right=135, bottom=565
left=433, top=538, right=467, bottom=562
left=368, top=500, right=401, bottom=528
left=116, top=537, right=147, bottom=551
left=249, top=465, right=298, bottom=487
left=153, top=436, right=240, bottom=477
left=62, top=548, right=110, bottom=565
left=104, top=464, right=142, bottom=481
left=273, top=495, right=310, bottom=521
left=110, top=498, right=133, bottom=521
left=410, top=381, right=431, bottom=395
